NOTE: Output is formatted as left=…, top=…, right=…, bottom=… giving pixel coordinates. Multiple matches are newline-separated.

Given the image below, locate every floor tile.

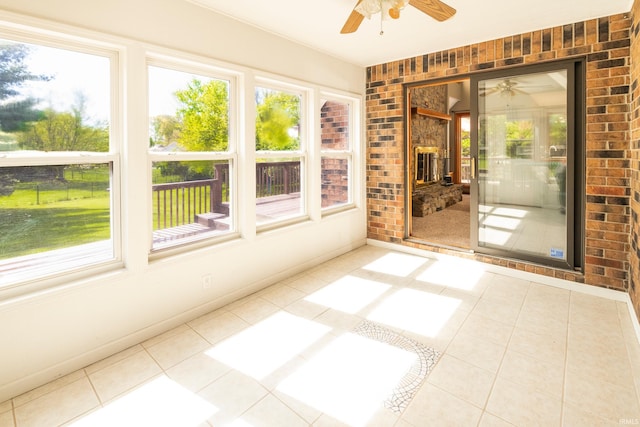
left=497, top=349, right=564, bottom=398
left=259, top=283, right=306, bottom=307
left=189, top=311, right=250, bottom=345
left=13, top=370, right=86, bottom=408
left=145, top=328, right=211, bottom=369
left=272, top=389, right=322, bottom=424
left=562, top=402, right=614, bottom=427
left=232, top=393, right=308, bottom=427
left=0, top=410, right=13, bottom=427
left=14, top=377, right=99, bottom=427
left=478, top=412, right=517, bottom=427
left=229, top=297, right=281, bottom=324
left=5, top=246, right=640, bottom=427
left=64, top=376, right=216, bottom=427
left=564, top=365, right=640, bottom=422
left=141, top=323, right=191, bottom=348
left=401, top=383, right=482, bottom=427
left=508, top=326, right=566, bottom=367
left=85, top=345, right=145, bottom=375
left=472, top=296, right=521, bottom=326
left=481, top=275, right=530, bottom=305
left=198, top=370, right=268, bottom=426
left=88, top=350, right=162, bottom=403
left=446, top=331, right=506, bottom=372
left=456, top=312, right=513, bottom=347
left=165, top=352, right=230, bottom=393
left=0, top=401, right=10, bottom=414
left=426, top=354, right=495, bottom=408
left=287, top=273, right=330, bottom=294
left=486, top=376, right=562, bottom=426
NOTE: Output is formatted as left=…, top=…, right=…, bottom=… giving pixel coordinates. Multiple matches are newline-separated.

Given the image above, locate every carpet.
left=411, top=194, right=470, bottom=249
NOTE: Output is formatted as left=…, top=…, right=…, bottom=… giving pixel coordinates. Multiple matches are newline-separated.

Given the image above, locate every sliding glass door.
left=470, top=61, right=582, bottom=269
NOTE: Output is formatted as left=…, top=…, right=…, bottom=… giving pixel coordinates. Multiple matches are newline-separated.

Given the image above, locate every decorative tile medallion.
left=352, top=320, right=440, bottom=412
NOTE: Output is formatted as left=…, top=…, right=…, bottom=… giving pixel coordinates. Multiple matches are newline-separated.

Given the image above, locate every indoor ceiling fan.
left=479, top=79, right=524, bottom=98
left=341, top=0, right=456, bottom=34
left=479, top=78, right=554, bottom=98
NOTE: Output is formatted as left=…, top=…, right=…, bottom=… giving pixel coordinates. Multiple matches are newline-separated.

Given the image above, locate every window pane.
left=255, top=88, right=300, bottom=151
left=256, top=158, right=302, bottom=224
left=151, top=160, right=232, bottom=248
left=477, top=70, right=568, bottom=262
left=321, top=157, right=349, bottom=209
left=321, top=100, right=349, bottom=151
left=0, top=163, right=113, bottom=283
left=148, top=66, right=229, bottom=152
left=0, top=40, right=110, bottom=153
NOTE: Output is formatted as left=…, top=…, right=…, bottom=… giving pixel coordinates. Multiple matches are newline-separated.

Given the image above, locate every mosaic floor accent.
left=352, top=320, right=441, bottom=413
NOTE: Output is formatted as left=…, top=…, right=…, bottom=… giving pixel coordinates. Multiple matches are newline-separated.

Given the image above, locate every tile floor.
left=1, top=245, right=640, bottom=426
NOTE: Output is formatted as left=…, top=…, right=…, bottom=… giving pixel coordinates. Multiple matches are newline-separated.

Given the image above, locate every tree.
left=151, top=115, right=181, bottom=148
left=255, top=90, right=300, bottom=151
left=175, top=79, right=229, bottom=151
left=18, top=106, right=109, bottom=152
left=0, top=44, right=48, bottom=132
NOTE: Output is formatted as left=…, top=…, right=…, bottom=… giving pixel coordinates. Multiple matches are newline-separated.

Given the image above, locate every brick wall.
left=366, top=14, right=633, bottom=299
left=629, top=0, right=640, bottom=322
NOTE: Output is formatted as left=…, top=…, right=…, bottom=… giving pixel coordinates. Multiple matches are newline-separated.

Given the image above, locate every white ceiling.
left=186, top=0, right=633, bottom=67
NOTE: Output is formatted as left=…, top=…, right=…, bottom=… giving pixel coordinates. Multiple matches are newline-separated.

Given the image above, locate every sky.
left=14, top=41, right=215, bottom=126
left=20, top=42, right=111, bottom=126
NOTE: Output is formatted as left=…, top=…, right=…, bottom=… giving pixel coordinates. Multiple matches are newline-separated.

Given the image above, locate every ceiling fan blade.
left=409, top=0, right=456, bottom=22
left=341, top=0, right=365, bottom=34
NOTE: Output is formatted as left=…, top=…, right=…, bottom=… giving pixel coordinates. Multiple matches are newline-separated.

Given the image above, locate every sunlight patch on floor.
left=276, top=333, right=417, bottom=427
left=69, top=375, right=217, bottom=427
left=416, top=258, right=485, bottom=291
left=479, top=227, right=513, bottom=246
left=304, top=275, right=391, bottom=314
left=492, top=207, right=529, bottom=218
left=367, top=288, right=461, bottom=337
left=482, top=215, right=522, bottom=231
left=362, top=252, right=428, bottom=277
left=206, top=311, right=331, bottom=380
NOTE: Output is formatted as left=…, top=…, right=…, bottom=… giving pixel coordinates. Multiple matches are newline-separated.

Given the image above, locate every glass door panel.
left=473, top=69, right=569, bottom=263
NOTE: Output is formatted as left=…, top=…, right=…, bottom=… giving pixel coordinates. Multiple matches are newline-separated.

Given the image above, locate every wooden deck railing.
left=152, top=161, right=300, bottom=232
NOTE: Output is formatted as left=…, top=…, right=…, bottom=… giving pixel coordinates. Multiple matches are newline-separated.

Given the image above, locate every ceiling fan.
left=479, top=78, right=555, bottom=98
left=480, top=79, right=524, bottom=98
left=341, top=0, right=456, bottom=34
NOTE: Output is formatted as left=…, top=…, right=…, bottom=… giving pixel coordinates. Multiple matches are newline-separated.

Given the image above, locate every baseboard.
left=366, top=239, right=640, bottom=345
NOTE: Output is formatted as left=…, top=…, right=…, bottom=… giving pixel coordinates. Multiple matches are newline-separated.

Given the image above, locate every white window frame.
left=0, top=27, right=123, bottom=298
left=146, top=54, right=240, bottom=255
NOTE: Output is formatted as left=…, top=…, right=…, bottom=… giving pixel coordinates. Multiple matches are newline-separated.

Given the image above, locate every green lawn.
left=0, top=167, right=111, bottom=259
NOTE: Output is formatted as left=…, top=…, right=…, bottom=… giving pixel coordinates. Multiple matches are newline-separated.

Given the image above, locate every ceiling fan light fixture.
left=355, top=0, right=409, bottom=20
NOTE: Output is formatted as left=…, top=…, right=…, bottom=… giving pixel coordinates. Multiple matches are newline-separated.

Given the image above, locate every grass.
left=0, top=167, right=111, bottom=260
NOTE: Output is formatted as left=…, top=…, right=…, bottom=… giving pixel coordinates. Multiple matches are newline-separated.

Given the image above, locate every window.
left=0, top=36, right=118, bottom=291
left=148, top=61, right=235, bottom=251
left=320, top=98, right=353, bottom=211
left=255, top=84, right=305, bottom=227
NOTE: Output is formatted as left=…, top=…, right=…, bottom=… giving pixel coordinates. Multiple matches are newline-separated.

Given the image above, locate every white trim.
left=366, top=239, right=640, bottom=344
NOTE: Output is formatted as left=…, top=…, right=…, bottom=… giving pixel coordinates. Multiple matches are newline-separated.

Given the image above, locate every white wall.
left=0, top=0, right=366, bottom=402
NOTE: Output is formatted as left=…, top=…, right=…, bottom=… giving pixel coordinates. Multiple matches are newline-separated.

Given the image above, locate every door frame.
left=469, top=59, right=585, bottom=271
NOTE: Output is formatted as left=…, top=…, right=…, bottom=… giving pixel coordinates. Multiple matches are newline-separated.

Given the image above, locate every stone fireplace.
left=410, top=85, right=462, bottom=217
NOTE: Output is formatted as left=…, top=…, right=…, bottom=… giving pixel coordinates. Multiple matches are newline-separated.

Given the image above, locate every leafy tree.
left=175, top=79, right=229, bottom=151
left=0, top=44, right=48, bottom=132
left=505, top=119, right=533, bottom=158
left=255, top=90, right=300, bottom=151
left=18, top=106, right=109, bottom=152
left=151, top=115, right=181, bottom=148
